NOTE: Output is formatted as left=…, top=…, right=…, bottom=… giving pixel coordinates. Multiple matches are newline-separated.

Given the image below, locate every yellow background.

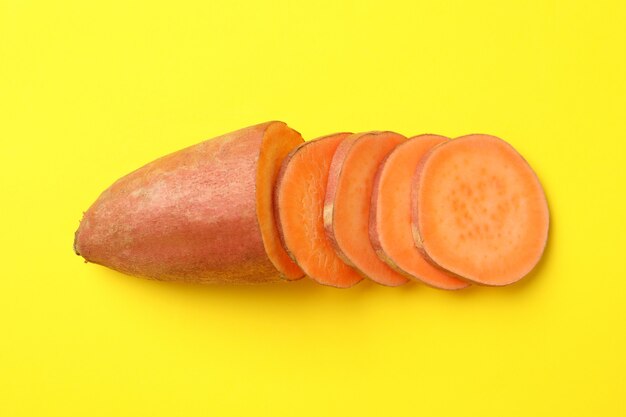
left=1, top=1, right=625, bottom=416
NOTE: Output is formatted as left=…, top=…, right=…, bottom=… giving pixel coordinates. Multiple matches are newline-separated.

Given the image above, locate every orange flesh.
left=326, top=132, right=409, bottom=286
left=414, top=134, right=549, bottom=286
left=276, top=133, right=363, bottom=288
left=371, top=135, right=469, bottom=290
left=257, top=122, right=305, bottom=280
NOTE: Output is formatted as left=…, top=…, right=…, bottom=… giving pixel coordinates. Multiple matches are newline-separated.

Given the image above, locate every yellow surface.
left=1, top=1, right=625, bottom=416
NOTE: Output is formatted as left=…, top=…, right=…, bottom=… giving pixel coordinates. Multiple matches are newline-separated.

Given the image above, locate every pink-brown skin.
left=274, top=133, right=364, bottom=288
left=74, top=122, right=303, bottom=284
left=412, top=134, right=550, bottom=286
left=324, top=132, right=410, bottom=287
left=370, top=135, right=469, bottom=290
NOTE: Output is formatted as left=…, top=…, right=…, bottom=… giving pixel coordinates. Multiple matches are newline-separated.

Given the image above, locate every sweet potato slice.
left=257, top=123, right=307, bottom=281
left=275, top=133, right=363, bottom=288
left=412, top=134, right=549, bottom=286
left=74, top=121, right=304, bottom=283
left=370, top=135, right=469, bottom=290
left=324, top=132, right=409, bottom=286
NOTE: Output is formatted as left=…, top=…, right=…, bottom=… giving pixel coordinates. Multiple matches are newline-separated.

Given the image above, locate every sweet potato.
left=275, top=133, right=363, bottom=288
left=324, top=132, right=410, bottom=286
left=370, top=135, right=469, bottom=290
left=74, top=121, right=305, bottom=283
left=412, top=134, right=549, bottom=286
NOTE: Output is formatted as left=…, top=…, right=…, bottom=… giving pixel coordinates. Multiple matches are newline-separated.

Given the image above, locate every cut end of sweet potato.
left=413, top=134, right=549, bottom=286
left=325, top=131, right=410, bottom=287
left=275, top=133, right=363, bottom=288
left=370, top=135, right=469, bottom=290
left=74, top=122, right=301, bottom=284
left=257, top=122, right=306, bottom=281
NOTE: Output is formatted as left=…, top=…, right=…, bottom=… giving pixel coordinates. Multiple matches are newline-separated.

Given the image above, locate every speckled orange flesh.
left=74, top=121, right=304, bottom=283
left=275, top=133, right=363, bottom=288
left=370, top=135, right=469, bottom=290
left=413, top=134, right=549, bottom=286
left=324, top=132, right=410, bottom=287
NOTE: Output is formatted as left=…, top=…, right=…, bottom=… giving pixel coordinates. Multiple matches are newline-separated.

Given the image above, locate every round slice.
left=258, top=122, right=307, bottom=280
left=370, top=135, right=469, bottom=290
left=412, top=134, right=549, bottom=286
left=274, top=133, right=363, bottom=288
left=324, top=131, right=409, bottom=287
